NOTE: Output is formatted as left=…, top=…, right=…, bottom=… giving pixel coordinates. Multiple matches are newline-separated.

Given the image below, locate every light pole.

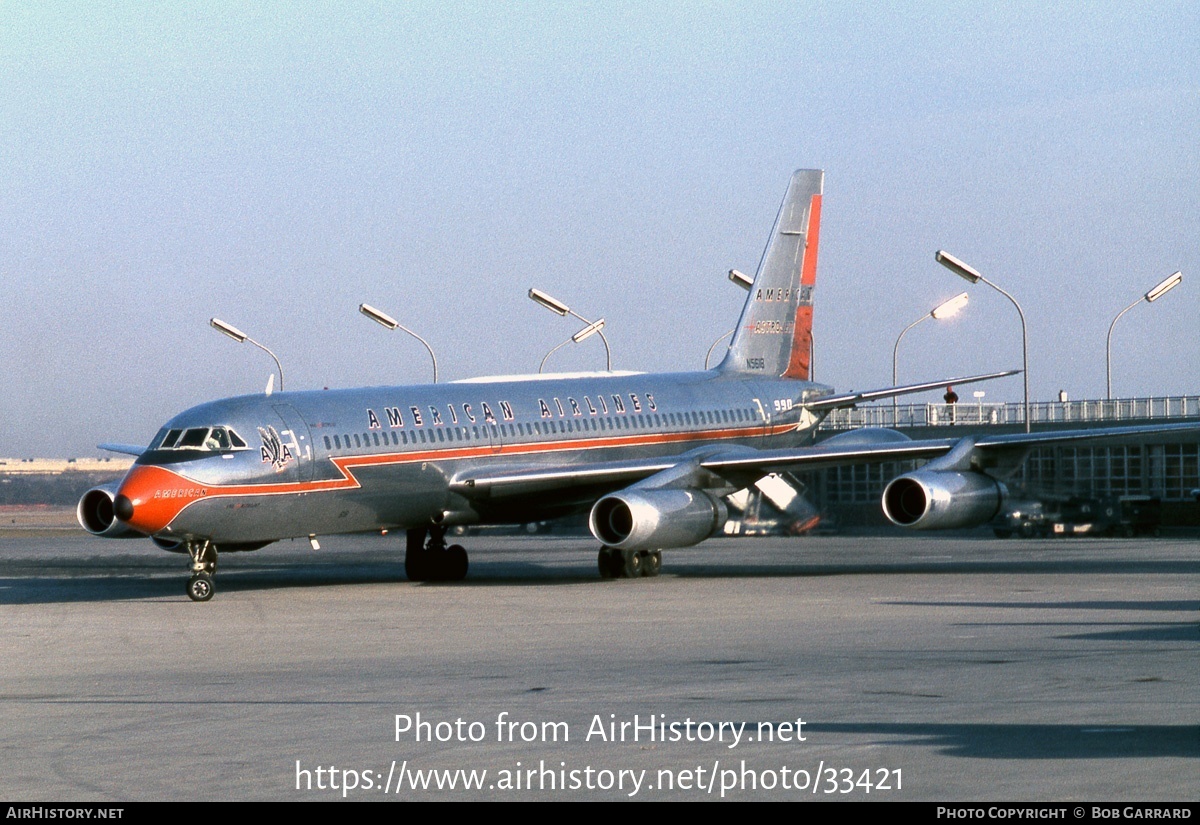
left=540, top=319, right=607, bottom=373
left=209, top=318, right=285, bottom=392
left=936, top=251, right=1030, bottom=433
left=359, top=303, right=439, bottom=383
left=704, top=270, right=754, bottom=369
left=528, top=288, right=611, bottom=371
left=1106, top=271, right=1182, bottom=399
left=891, top=292, right=969, bottom=420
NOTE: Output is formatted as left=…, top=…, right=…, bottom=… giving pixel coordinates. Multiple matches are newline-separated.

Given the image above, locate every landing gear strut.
left=186, top=540, right=218, bottom=602
left=598, top=547, right=661, bottom=579
left=405, top=526, right=469, bottom=582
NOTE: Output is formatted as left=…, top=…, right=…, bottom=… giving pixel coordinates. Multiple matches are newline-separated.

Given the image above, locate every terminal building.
left=808, top=395, right=1200, bottom=528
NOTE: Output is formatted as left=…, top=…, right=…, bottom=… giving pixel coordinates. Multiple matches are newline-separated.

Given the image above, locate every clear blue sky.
left=2, top=2, right=1197, bottom=457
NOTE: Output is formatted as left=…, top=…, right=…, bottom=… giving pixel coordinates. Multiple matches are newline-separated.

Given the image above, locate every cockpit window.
left=178, top=428, right=209, bottom=448
left=157, top=426, right=249, bottom=452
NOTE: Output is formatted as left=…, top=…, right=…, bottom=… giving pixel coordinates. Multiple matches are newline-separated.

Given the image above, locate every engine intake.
left=590, top=488, right=728, bottom=551
left=77, top=484, right=144, bottom=538
left=882, top=470, right=1007, bottom=530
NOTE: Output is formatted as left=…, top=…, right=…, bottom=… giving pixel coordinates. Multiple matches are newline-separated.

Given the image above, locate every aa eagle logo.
left=257, top=425, right=293, bottom=472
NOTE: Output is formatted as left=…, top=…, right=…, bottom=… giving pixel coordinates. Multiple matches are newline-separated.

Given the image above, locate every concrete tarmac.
left=1, top=530, right=1196, bottom=801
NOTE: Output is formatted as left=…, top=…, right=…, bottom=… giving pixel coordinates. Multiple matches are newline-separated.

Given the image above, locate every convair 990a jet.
left=77, top=170, right=1195, bottom=600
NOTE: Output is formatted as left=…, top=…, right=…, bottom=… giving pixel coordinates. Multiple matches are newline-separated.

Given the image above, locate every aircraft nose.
left=115, top=464, right=202, bottom=534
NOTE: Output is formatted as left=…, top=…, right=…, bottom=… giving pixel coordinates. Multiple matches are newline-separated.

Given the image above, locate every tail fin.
left=718, top=169, right=823, bottom=379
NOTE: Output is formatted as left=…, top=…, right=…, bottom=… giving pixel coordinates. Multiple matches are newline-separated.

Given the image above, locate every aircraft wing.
left=451, top=420, right=1200, bottom=501
left=98, top=443, right=147, bottom=457
left=451, top=436, right=956, bottom=501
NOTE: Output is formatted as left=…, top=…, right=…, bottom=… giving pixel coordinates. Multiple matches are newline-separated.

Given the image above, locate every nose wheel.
left=185, top=540, right=219, bottom=601
left=187, top=572, right=214, bottom=602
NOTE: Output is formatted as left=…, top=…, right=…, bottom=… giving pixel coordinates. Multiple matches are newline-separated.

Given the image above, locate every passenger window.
left=323, top=436, right=331, bottom=450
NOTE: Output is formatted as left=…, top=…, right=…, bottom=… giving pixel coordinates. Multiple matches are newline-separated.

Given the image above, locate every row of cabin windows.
left=319, top=407, right=764, bottom=453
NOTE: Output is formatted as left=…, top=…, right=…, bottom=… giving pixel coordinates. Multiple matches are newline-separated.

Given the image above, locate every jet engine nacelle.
left=77, top=483, right=144, bottom=538
left=590, top=488, right=729, bottom=551
left=882, top=470, right=1007, bottom=530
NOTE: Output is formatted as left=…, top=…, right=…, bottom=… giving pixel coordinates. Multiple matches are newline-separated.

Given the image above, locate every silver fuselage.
left=119, top=370, right=829, bottom=544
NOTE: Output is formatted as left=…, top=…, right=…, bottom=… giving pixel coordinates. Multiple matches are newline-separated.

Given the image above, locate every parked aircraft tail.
left=719, top=169, right=823, bottom=379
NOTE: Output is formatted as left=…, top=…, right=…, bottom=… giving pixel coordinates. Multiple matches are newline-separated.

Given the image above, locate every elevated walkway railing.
left=820, top=395, right=1200, bottom=430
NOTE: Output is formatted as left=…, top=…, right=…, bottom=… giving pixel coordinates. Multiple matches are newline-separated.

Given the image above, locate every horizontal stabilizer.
left=805, top=370, right=1020, bottom=411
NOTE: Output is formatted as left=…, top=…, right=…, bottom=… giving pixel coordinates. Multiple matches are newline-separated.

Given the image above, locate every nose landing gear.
left=186, top=540, right=218, bottom=602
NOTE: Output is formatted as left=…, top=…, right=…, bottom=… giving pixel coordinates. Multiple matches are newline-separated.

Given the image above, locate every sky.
left=2, top=2, right=1198, bottom=457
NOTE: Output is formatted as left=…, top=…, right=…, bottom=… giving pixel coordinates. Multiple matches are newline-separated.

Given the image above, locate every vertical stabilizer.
left=718, top=169, right=823, bottom=378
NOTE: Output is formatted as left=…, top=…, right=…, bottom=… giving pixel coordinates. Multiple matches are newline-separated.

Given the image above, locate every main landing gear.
left=186, top=540, right=218, bottom=602
left=598, top=547, right=662, bottom=579
left=405, top=526, right=469, bottom=582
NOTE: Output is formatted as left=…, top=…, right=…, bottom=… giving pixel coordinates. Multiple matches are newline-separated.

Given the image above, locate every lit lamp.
left=936, top=251, right=1029, bottom=433
left=209, top=318, right=284, bottom=392
left=1106, top=271, right=1182, bottom=399
left=891, top=292, right=969, bottom=416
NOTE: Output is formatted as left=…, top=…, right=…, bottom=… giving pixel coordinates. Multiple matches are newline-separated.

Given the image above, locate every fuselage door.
left=271, top=404, right=314, bottom=482
left=485, top=420, right=504, bottom=455
left=751, top=395, right=771, bottom=444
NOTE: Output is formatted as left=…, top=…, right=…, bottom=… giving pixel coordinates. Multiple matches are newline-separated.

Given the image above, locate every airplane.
left=76, top=169, right=1198, bottom=600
